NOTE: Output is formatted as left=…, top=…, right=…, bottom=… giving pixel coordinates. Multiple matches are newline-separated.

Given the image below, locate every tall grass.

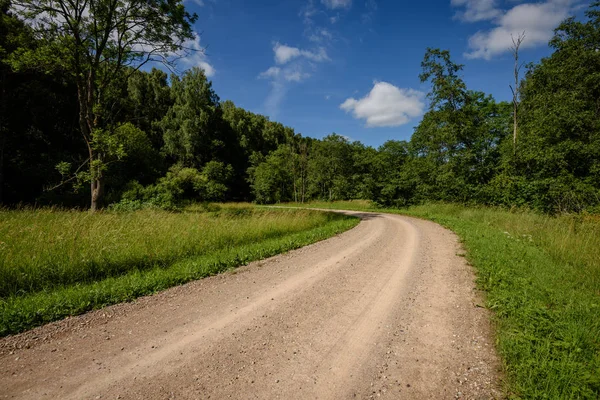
left=0, top=204, right=358, bottom=335
left=285, top=201, right=600, bottom=399
left=402, top=204, right=600, bottom=399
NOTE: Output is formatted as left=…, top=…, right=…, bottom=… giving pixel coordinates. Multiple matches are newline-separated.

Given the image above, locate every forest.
left=1, top=1, right=599, bottom=214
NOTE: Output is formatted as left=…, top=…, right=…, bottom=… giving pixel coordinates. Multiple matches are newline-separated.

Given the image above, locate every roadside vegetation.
left=0, top=204, right=358, bottom=336
left=284, top=200, right=600, bottom=399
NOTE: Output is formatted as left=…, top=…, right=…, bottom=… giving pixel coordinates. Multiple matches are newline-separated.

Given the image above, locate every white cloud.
left=259, top=67, right=281, bottom=79
left=456, top=0, right=577, bottom=60
left=259, top=65, right=311, bottom=82
left=340, top=82, right=425, bottom=128
left=300, top=0, right=319, bottom=25
left=260, top=38, right=330, bottom=118
left=274, top=44, right=301, bottom=64
left=177, top=33, right=215, bottom=77
left=196, top=61, right=216, bottom=77
left=273, top=42, right=329, bottom=64
left=321, top=0, right=352, bottom=9
left=259, top=67, right=310, bottom=117
left=284, top=69, right=311, bottom=82
left=451, top=0, right=502, bottom=22
left=308, top=28, right=333, bottom=42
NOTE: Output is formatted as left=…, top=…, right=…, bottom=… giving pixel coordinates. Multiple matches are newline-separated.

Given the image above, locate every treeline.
left=1, top=2, right=599, bottom=213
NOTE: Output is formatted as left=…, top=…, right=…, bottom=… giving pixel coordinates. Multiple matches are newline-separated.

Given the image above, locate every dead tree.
left=509, top=32, right=526, bottom=155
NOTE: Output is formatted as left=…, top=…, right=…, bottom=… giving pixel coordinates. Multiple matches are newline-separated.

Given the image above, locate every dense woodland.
left=1, top=1, right=599, bottom=213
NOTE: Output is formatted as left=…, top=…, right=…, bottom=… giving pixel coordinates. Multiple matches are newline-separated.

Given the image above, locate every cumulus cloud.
left=454, top=0, right=577, bottom=60
left=273, top=42, right=329, bottom=64
left=274, top=44, right=301, bottom=64
left=340, top=82, right=425, bottom=128
left=321, top=0, right=352, bottom=9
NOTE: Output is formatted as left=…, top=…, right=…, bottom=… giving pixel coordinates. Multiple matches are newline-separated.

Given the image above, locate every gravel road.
left=1, top=211, right=502, bottom=399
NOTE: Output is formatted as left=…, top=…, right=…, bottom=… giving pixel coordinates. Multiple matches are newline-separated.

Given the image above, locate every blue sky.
left=181, top=0, right=588, bottom=148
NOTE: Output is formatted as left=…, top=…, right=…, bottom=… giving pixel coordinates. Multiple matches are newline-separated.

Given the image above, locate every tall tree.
left=413, top=48, right=510, bottom=203
left=10, top=0, right=197, bottom=210
left=509, top=32, right=526, bottom=155
left=514, top=2, right=600, bottom=212
left=160, top=67, right=221, bottom=168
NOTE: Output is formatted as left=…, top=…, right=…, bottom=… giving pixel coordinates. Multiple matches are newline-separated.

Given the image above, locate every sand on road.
left=0, top=211, right=502, bottom=399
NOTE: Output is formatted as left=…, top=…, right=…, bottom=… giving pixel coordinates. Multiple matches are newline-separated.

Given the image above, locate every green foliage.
left=370, top=140, right=414, bottom=207
left=160, top=68, right=222, bottom=168
left=113, top=161, right=234, bottom=210
left=126, top=68, right=173, bottom=148
left=248, top=145, right=296, bottom=204
left=419, top=47, right=467, bottom=111
left=8, top=0, right=197, bottom=210
left=307, top=134, right=355, bottom=201
left=503, top=3, right=600, bottom=213
left=411, top=48, right=512, bottom=204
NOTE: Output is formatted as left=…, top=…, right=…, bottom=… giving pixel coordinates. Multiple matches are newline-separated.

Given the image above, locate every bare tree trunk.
left=510, top=32, right=526, bottom=156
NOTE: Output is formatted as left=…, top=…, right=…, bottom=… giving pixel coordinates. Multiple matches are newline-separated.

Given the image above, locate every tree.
left=419, top=48, right=466, bottom=112
left=10, top=0, right=197, bottom=210
left=370, top=140, right=412, bottom=206
left=160, top=67, right=221, bottom=168
left=512, top=2, right=600, bottom=212
left=126, top=68, right=172, bottom=149
left=509, top=32, right=526, bottom=155
left=414, top=48, right=511, bottom=203
left=247, top=145, right=295, bottom=204
left=308, top=134, right=353, bottom=201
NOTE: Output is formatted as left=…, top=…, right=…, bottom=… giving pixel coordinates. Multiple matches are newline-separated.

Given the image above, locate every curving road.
left=1, top=211, right=501, bottom=399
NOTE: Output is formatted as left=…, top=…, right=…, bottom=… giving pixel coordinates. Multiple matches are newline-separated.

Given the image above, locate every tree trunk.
left=90, top=174, right=104, bottom=212
left=513, top=104, right=517, bottom=153
left=0, top=137, right=5, bottom=205
left=78, top=72, right=104, bottom=211
left=510, top=33, right=525, bottom=156
left=0, top=69, right=6, bottom=204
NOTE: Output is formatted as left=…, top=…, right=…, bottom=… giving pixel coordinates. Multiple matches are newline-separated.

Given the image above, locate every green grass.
left=285, top=201, right=600, bottom=399
left=0, top=203, right=358, bottom=336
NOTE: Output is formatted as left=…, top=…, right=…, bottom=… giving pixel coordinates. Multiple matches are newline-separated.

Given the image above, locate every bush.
left=110, top=162, right=234, bottom=210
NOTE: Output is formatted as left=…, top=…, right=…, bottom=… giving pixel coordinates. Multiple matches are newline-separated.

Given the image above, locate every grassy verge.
left=0, top=204, right=358, bottom=336
left=284, top=201, right=600, bottom=399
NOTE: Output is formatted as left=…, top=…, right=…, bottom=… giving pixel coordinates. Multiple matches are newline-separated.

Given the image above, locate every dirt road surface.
left=1, top=211, right=502, bottom=399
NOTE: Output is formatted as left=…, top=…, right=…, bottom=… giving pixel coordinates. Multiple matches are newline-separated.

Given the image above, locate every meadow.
left=285, top=201, right=600, bottom=399
left=0, top=204, right=358, bottom=336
